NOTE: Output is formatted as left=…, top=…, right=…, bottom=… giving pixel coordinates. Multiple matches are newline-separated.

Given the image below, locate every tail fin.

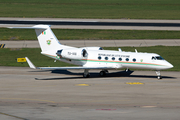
left=34, top=25, right=61, bottom=52
left=8, top=25, right=68, bottom=52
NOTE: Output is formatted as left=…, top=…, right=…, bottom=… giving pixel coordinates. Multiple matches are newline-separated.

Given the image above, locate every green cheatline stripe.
left=42, top=53, right=164, bottom=67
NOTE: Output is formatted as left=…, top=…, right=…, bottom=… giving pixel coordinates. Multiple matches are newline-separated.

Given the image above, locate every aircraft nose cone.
left=167, top=63, right=174, bottom=69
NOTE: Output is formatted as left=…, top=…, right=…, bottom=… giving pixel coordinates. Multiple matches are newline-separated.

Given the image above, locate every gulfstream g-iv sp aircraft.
left=8, top=25, right=173, bottom=79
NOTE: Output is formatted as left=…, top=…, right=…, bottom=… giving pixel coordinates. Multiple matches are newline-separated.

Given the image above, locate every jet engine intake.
left=56, top=48, right=88, bottom=60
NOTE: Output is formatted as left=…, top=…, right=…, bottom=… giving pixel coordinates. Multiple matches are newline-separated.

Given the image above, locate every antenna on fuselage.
left=118, top=48, right=122, bottom=52
left=135, top=49, right=138, bottom=53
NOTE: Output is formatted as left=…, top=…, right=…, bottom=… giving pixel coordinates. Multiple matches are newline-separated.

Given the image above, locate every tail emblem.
left=47, top=40, right=51, bottom=45
left=42, top=31, right=46, bottom=35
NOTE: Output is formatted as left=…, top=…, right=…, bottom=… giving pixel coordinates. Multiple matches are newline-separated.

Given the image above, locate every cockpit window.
left=155, top=56, right=164, bottom=60
left=152, top=56, right=164, bottom=60
left=99, top=47, right=104, bottom=50
left=152, top=57, right=156, bottom=60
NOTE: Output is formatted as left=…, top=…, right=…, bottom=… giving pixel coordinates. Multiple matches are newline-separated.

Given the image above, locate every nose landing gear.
left=156, top=71, right=162, bottom=79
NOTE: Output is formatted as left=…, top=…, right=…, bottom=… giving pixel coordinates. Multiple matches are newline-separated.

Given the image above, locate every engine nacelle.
left=56, top=48, right=88, bottom=60
left=80, top=47, right=103, bottom=50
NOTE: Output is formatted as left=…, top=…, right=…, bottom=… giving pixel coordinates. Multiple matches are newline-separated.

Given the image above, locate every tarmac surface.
left=1, top=18, right=180, bottom=30
left=0, top=67, right=180, bottom=120
left=1, top=39, right=180, bottom=48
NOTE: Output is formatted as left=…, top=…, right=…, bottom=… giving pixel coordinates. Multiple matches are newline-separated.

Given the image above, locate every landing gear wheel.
left=99, top=71, right=106, bottom=77
left=158, top=76, right=162, bottom=80
left=83, top=69, right=90, bottom=78
left=83, top=73, right=90, bottom=78
left=156, top=71, right=162, bottom=80
left=125, top=68, right=130, bottom=72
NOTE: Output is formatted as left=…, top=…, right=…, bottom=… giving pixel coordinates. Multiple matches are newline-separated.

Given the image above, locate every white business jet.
left=8, top=25, right=173, bottom=79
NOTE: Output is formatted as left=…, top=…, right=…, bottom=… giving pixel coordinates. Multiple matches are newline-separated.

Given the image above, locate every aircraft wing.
left=25, top=57, right=115, bottom=70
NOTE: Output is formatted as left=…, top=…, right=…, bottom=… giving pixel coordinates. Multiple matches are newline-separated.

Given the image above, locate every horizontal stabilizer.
left=8, top=25, right=50, bottom=29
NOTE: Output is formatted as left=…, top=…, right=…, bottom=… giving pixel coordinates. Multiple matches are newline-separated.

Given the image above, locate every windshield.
left=152, top=56, right=164, bottom=60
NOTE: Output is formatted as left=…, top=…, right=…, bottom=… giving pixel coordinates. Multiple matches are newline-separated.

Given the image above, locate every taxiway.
left=0, top=67, right=179, bottom=120
left=1, top=39, right=180, bottom=48
left=1, top=18, right=180, bottom=30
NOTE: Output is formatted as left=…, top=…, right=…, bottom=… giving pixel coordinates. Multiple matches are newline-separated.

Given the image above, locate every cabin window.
left=133, top=58, right=136, bottom=62
left=119, top=58, right=122, bottom=61
left=126, top=58, right=129, bottom=61
left=112, top=57, right=115, bottom=60
left=105, top=57, right=108, bottom=60
left=98, top=56, right=101, bottom=60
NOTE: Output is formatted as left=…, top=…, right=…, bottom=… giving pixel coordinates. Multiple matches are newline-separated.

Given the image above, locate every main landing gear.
left=83, top=69, right=162, bottom=79
left=83, top=69, right=108, bottom=78
left=156, top=71, right=162, bottom=80
left=99, top=70, right=108, bottom=77
left=83, top=69, right=90, bottom=78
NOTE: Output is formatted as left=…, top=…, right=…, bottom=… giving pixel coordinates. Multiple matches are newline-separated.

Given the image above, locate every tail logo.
left=42, top=31, right=46, bottom=35
left=47, top=40, right=51, bottom=45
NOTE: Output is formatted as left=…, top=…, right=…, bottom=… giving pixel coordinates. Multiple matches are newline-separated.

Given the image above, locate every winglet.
left=25, top=57, right=36, bottom=69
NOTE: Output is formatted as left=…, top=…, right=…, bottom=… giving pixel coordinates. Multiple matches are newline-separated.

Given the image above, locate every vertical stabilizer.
left=33, top=25, right=61, bottom=52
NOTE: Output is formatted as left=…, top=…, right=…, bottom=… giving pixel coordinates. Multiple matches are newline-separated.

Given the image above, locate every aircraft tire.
left=83, top=73, right=90, bottom=78
left=158, top=76, right=162, bottom=80
left=99, top=71, right=106, bottom=77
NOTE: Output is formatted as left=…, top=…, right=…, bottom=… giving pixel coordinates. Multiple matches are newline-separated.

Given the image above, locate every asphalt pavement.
left=1, top=39, right=180, bottom=48
left=1, top=18, right=180, bottom=30
left=0, top=67, right=180, bottom=120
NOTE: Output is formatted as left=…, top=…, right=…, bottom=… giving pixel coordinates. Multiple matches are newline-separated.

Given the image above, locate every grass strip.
left=0, top=0, right=180, bottom=19
left=0, top=46, right=179, bottom=71
left=0, top=48, right=71, bottom=67
left=1, top=28, right=180, bottom=40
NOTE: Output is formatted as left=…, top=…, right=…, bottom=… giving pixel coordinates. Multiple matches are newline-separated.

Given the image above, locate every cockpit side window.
left=152, top=56, right=156, bottom=60
left=152, top=56, right=164, bottom=60
left=155, top=56, right=164, bottom=60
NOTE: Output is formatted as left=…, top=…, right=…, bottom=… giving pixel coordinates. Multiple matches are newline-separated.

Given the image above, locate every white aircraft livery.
left=8, top=25, right=173, bottom=79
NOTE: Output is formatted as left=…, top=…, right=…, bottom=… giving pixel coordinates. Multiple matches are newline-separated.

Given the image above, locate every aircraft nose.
left=167, top=62, right=174, bottom=69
